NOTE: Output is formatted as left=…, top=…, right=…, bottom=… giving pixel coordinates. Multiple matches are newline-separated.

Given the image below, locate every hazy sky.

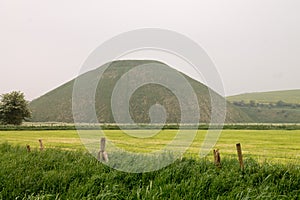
left=0, top=0, right=299, bottom=100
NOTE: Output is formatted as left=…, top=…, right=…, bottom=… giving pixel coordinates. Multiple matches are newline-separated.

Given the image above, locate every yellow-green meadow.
left=1, top=129, right=299, bottom=164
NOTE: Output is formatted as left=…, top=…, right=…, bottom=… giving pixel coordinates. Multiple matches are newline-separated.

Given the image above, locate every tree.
left=249, top=100, right=257, bottom=107
left=276, top=100, right=286, bottom=107
left=0, top=91, right=31, bottom=125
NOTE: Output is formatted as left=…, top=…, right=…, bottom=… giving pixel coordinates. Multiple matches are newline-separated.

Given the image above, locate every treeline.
left=1, top=123, right=299, bottom=131
left=233, top=100, right=300, bottom=109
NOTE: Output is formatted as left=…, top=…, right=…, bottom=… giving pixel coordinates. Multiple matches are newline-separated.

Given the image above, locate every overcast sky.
left=0, top=0, right=299, bottom=100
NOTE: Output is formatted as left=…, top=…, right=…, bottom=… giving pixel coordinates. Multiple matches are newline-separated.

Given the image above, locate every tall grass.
left=1, top=143, right=299, bottom=199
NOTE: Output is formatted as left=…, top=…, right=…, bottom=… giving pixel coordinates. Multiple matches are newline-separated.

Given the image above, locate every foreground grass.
left=0, top=143, right=300, bottom=199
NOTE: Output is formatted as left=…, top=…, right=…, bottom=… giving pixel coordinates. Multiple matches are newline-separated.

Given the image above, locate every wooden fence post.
left=213, top=149, right=216, bottom=163
left=213, top=149, right=221, bottom=168
left=236, top=143, right=244, bottom=170
left=26, top=144, right=31, bottom=152
left=98, top=138, right=108, bottom=162
left=38, top=139, right=44, bottom=151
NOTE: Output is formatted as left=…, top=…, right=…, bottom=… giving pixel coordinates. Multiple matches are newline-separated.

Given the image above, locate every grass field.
left=1, top=143, right=300, bottom=199
left=1, top=129, right=299, bottom=164
left=1, top=130, right=300, bottom=199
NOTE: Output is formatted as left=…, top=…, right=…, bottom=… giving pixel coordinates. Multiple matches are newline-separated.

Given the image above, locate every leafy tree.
left=276, top=100, right=286, bottom=107
left=0, top=91, right=31, bottom=125
left=249, top=100, right=257, bottom=107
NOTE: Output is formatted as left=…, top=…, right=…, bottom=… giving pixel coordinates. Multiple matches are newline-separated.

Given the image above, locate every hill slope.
left=29, top=60, right=252, bottom=123
left=228, top=89, right=300, bottom=104
left=227, top=90, right=300, bottom=123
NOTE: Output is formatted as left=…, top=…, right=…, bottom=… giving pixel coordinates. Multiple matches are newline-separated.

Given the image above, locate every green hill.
left=29, top=60, right=252, bottom=123
left=227, top=90, right=300, bottom=123
left=236, top=107, right=300, bottom=123
left=227, top=89, right=300, bottom=104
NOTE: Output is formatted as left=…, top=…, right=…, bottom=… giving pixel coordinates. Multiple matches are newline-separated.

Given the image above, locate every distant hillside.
left=29, top=60, right=252, bottom=123
left=235, top=107, right=300, bottom=123
left=227, top=89, right=300, bottom=104
left=227, top=90, right=300, bottom=123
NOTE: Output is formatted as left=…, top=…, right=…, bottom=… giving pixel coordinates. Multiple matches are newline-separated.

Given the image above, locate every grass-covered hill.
left=29, top=60, right=251, bottom=123
left=227, top=90, right=300, bottom=123
left=228, top=89, right=300, bottom=104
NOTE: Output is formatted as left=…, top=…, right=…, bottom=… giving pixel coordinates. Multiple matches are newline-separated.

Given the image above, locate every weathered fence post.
left=26, top=144, right=31, bottom=152
left=38, top=139, right=44, bottom=151
left=213, top=149, right=216, bottom=163
left=213, top=149, right=221, bottom=168
left=236, top=143, right=244, bottom=170
left=97, top=138, right=108, bottom=162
